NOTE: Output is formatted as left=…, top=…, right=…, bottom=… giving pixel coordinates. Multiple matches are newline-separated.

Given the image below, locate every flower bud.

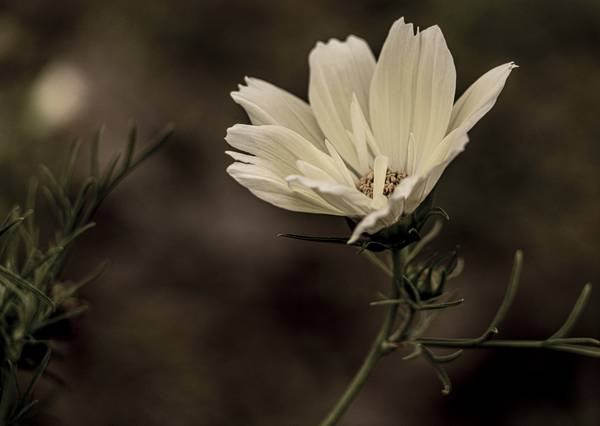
left=406, top=250, right=461, bottom=300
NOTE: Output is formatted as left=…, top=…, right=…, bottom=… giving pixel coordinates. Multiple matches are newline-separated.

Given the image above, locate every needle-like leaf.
left=488, top=250, right=523, bottom=333
left=550, top=283, right=592, bottom=339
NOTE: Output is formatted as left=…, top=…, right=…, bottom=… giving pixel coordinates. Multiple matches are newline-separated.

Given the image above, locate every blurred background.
left=0, top=0, right=598, bottom=425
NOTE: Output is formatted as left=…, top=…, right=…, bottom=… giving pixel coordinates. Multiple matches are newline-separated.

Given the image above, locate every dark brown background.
left=0, top=0, right=598, bottom=425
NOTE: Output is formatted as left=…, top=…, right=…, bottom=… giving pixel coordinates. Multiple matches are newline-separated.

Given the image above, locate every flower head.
left=226, top=18, right=515, bottom=243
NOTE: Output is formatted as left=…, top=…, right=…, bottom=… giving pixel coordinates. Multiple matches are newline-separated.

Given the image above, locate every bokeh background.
left=0, top=0, right=598, bottom=425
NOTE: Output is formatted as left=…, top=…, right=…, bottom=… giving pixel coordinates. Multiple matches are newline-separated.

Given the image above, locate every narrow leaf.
left=0, top=266, right=54, bottom=307
left=278, top=233, right=350, bottom=245
left=432, top=349, right=464, bottom=363
left=361, top=251, right=392, bottom=277
left=550, top=283, right=592, bottom=339
left=91, top=127, right=103, bottom=177
left=129, top=124, right=174, bottom=170
left=41, top=304, right=89, bottom=327
left=488, top=250, right=523, bottom=333
left=124, top=124, right=137, bottom=168
left=406, top=220, right=443, bottom=262
left=419, top=298, right=465, bottom=310
left=61, top=140, right=82, bottom=189
left=20, top=347, right=51, bottom=407
left=422, top=347, right=452, bottom=395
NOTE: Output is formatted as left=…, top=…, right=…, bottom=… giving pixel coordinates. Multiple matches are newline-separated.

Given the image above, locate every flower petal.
left=324, top=141, right=357, bottom=187
left=225, top=124, right=346, bottom=182
left=411, top=25, right=456, bottom=165
left=371, top=155, right=389, bottom=209
left=227, top=162, right=339, bottom=214
left=369, top=18, right=417, bottom=167
left=448, top=62, right=517, bottom=134
left=296, top=160, right=337, bottom=183
left=232, top=77, right=326, bottom=150
left=348, top=175, right=421, bottom=244
left=287, top=175, right=371, bottom=217
left=407, top=130, right=470, bottom=212
left=348, top=128, right=469, bottom=244
left=410, top=63, right=516, bottom=212
left=309, top=35, right=376, bottom=169
left=370, top=19, right=456, bottom=171
left=350, top=94, right=376, bottom=174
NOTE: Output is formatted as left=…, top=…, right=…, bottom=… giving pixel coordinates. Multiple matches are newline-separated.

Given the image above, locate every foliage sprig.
left=281, top=203, right=599, bottom=425
left=0, top=125, right=172, bottom=424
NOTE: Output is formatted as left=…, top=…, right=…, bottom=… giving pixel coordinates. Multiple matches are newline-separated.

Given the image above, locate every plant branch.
left=319, top=247, right=407, bottom=426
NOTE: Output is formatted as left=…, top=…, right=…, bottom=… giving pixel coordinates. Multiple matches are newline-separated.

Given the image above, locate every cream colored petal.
left=411, top=25, right=456, bottom=165
left=227, top=162, right=339, bottom=214
left=369, top=18, right=419, bottom=169
left=407, top=130, right=470, bottom=212
left=309, top=35, right=376, bottom=169
left=348, top=129, right=469, bottom=243
left=324, top=141, right=357, bottom=187
left=408, top=63, right=515, bottom=211
left=232, top=77, right=326, bottom=150
left=225, top=124, right=345, bottom=182
left=406, top=132, right=418, bottom=176
left=448, top=62, right=516, bottom=134
left=287, top=175, right=371, bottom=217
left=348, top=174, right=421, bottom=244
left=370, top=19, right=456, bottom=171
left=371, top=155, right=388, bottom=209
left=296, top=160, right=337, bottom=183
left=414, top=126, right=466, bottom=175
left=350, top=94, right=374, bottom=174
left=226, top=150, right=289, bottom=178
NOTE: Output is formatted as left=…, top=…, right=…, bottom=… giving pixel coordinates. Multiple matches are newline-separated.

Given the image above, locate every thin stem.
left=417, top=338, right=600, bottom=358
left=319, top=248, right=405, bottom=426
left=418, top=338, right=547, bottom=348
left=361, top=251, right=392, bottom=277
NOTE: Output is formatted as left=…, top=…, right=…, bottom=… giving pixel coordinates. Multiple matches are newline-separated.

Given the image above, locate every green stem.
left=418, top=338, right=548, bottom=348
left=417, top=338, right=600, bottom=358
left=319, top=248, right=405, bottom=426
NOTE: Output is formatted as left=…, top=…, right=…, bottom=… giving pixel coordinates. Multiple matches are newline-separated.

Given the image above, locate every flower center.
left=357, top=169, right=407, bottom=199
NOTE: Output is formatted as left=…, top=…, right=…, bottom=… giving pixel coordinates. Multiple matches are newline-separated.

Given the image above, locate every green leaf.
left=431, top=349, right=464, bottom=363
left=11, top=347, right=51, bottom=424
left=41, top=304, right=89, bottom=327
left=278, top=233, right=350, bottom=245
left=422, top=346, right=452, bottom=395
left=0, top=266, right=54, bottom=308
left=24, top=178, right=39, bottom=246
left=129, top=124, right=174, bottom=170
left=401, top=344, right=423, bottom=360
left=550, top=283, right=592, bottom=339
left=406, top=220, right=443, bottom=263
left=418, top=298, right=465, bottom=311
left=0, top=213, right=25, bottom=240
left=39, top=165, right=70, bottom=212
left=61, top=140, right=82, bottom=189
left=487, top=250, right=523, bottom=333
left=9, top=399, right=39, bottom=425
left=90, top=127, right=104, bottom=177
left=124, top=124, right=137, bottom=169
left=98, top=153, right=122, bottom=193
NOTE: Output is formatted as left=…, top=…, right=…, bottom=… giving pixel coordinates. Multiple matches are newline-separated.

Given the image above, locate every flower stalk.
left=320, top=247, right=408, bottom=426
left=310, top=229, right=599, bottom=424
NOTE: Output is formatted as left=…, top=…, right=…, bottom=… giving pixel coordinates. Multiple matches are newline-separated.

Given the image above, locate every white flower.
left=226, top=17, right=515, bottom=244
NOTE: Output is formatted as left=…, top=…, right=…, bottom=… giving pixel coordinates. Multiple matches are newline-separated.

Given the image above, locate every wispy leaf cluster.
left=0, top=125, right=172, bottom=424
